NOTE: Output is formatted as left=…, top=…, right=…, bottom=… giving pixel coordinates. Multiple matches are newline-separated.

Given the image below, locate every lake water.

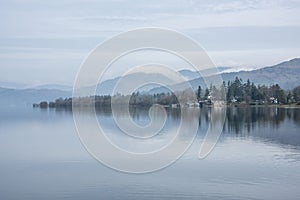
left=0, top=105, right=300, bottom=200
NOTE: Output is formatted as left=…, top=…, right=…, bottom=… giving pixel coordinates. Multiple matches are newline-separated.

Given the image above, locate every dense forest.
left=34, top=77, right=300, bottom=108
left=206, top=77, right=300, bottom=104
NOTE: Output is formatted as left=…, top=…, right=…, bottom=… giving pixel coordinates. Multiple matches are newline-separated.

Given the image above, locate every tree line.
left=34, top=77, right=300, bottom=108
left=196, top=77, right=300, bottom=104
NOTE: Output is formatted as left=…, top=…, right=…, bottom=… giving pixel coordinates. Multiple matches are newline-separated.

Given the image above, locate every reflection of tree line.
left=180, top=107, right=300, bottom=147
left=165, top=107, right=300, bottom=135
left=122, top=106, right=300, bottom=146
left=50, top=104, right=300, bottom=133
left=49, top=104, right=300, bottom=147
left=136, top=107, right=300, bottom=135
left=223, top=107, right=300, bottom=134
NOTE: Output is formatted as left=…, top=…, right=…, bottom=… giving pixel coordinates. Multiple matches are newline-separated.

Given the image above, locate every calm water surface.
left=0, top=106, right=300, bottom=200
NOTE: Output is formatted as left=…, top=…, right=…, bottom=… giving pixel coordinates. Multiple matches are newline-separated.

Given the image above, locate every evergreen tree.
left=197, top=86, right=202, bottom=101
left=204, top=88, right=210, bottom=100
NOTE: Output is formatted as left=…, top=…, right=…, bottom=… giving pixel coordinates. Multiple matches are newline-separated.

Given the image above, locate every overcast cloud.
left=0, top=0, right=299, bottom=87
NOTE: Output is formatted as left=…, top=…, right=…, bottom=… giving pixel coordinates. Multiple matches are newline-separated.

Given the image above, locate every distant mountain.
left=1, top=58, right=298, bottom=106
left=95, top=69, right=212, bottom=95
left=150, top=58, right=300, bottom=93
left=0, top=87, right=70, bottom=107
left=219, top=58, right=300, bottom=90
left=45, top=59, right=300, bottom=96
left=31, top=84, right=72, bottom=91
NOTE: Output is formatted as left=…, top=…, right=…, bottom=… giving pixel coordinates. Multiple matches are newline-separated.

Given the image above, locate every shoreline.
left=32, top=102, right=300, bottom=109
left=227, top=103, right=300, bottom=108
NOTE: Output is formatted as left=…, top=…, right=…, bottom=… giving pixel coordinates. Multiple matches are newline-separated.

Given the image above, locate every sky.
left=0, top=0, right=300, bottom=87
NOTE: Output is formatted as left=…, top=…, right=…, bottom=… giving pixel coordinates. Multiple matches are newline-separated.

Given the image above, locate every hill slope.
left=220, top=58, right=300, bottom=90
left=150, top=58, right=300, bottom=93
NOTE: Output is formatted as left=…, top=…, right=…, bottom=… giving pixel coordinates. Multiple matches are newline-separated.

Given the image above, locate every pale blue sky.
left=0, top=0, right=299, bottom=87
